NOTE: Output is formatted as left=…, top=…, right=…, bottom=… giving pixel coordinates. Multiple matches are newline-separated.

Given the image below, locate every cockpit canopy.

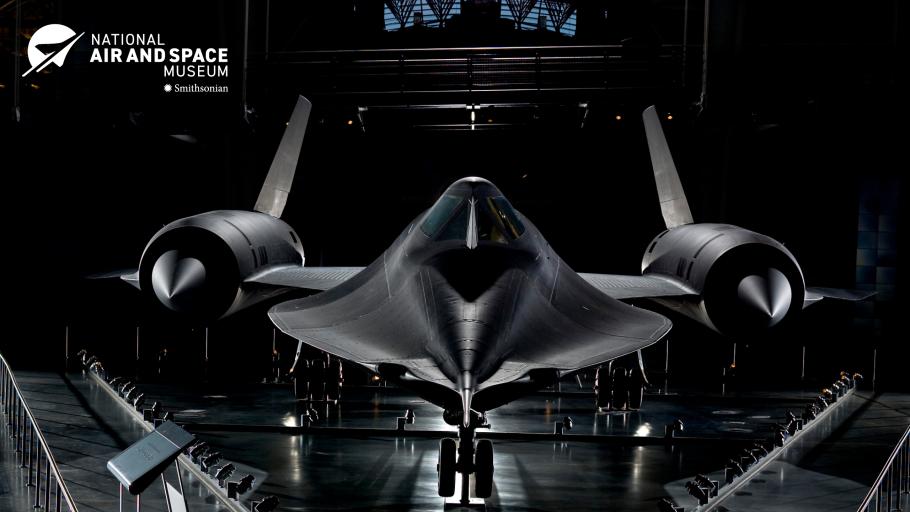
left=420, top=177, right=525, bottom=247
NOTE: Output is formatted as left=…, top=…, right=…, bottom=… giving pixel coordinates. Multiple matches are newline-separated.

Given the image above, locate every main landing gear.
left=437, top=411, right=493, bottom=507
left=289, top=341, right=343, bottom=404
left=595, top=351, right=648, bottom=412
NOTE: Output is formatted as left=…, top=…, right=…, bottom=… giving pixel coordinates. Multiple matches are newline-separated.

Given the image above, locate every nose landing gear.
left=437, top=411, right=493, bottom=508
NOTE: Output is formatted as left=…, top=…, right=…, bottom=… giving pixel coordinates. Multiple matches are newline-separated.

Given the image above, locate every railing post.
left=35, top=449, right=42, bottom=507
left=19, top=413, right=27, bottom=464
left=45, top=456, right=51, bottom=509
left=3, top=374, right=8, bottom=421
left=888, top=463, right=893, bottom=510
left=20, top=402, right=26, bottom=442
left=27, top=420, right=35, bottom=484
left=904, top=441, right=909, bottom=494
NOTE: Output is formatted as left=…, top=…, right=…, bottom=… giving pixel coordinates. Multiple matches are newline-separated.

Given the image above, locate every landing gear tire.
left=311, top=359, right=327, bottom=401
left=595, top=365, right=613, bottom=411
left=629, top=383, right=644, bottom=410
left=437, top=438, right=457, bottom=497
left=474, top=439, right=494, bottom=498
left=612, top=366, right=629, bottom=410
left=293, top=360, right=310, bottom=401
left=293, top=378, right=304, bottom=400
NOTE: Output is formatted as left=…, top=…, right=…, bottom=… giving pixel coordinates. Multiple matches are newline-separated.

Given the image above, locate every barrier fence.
left=857, top=423, right=910, bottom=512
left=1, top=352, right=80, bottom=511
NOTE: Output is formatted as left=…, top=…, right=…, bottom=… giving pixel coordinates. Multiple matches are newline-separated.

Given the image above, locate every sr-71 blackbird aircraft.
left=119, top=96, right=869, bottom=500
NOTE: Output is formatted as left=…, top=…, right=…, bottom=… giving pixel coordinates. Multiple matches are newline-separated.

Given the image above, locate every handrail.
left=258, top=43, right=679, bottom=56
left=857, top=422, right=910, bottom=511
left=1, top=353, right=80, bottom=512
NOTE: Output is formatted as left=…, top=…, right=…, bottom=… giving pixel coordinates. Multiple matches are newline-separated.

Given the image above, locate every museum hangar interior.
left=0, top=1, right=908, bottom=511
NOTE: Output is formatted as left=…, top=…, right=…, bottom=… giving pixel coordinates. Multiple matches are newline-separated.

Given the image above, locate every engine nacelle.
left=138, top=210, right=304, bottom=320
left=641, top=223, right=805, bottom=337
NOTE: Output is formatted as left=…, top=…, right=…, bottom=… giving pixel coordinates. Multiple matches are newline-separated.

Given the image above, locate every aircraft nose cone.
left=736, top=268, right=792, bottom=327
left=151, top=250, right=207, bottom=311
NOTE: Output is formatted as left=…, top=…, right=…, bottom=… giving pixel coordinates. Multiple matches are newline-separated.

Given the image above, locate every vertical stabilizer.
left=642, top=105, right=694, bottom=228
left=254, top=95, right=312, bottom=218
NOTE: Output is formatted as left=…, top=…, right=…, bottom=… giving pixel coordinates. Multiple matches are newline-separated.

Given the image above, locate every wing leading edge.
left=578, top=272, right=697, bottom=300
left=246, top=266, right=365, bottom=291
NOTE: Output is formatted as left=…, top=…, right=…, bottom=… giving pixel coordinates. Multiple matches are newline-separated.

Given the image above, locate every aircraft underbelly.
left=270, top=251, right=671, bottom=405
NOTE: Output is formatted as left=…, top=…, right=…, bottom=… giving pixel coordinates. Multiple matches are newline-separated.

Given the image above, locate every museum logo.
left=22, top=24, right=85, bottom=77
left=21, top=24, right=230, bottom=94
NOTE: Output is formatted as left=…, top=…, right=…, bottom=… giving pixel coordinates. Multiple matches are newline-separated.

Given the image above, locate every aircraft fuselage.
left=269, top=177, right=671, bottom=425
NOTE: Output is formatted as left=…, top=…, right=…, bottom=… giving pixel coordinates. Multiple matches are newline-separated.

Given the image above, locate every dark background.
left=0, top=1, right=906, bottom=390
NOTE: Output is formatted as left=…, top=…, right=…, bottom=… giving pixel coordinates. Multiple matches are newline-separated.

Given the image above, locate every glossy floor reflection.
left=136, top=379, right=824, bottom=440
left=6, top=370, right=907, bottom=512
left=196, top=432, right=725, bottom=511
left=695, top=392, right=910, bottom=512
left=11, top=372, right=233, bottom=512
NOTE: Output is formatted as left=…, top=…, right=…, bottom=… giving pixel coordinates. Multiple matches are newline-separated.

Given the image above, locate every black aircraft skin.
left=116, top=97, right=870, bottom=500
left=267, top=176, right=671, bottom=426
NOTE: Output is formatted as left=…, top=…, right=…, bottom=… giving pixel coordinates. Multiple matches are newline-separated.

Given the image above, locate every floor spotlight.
left=90, top=361, right=105, bottom=377
left=741, top=448, right=758, bottom=467
left=804, top=403, right=818, bottom=420
left=665, top=419, right=684, bottom=438
left=237, top=474, right=256, bottom=494
left=657, top=497, right=684, bottom=512
left=726, top=459, right=744, bottom=480
left=554, top=416, right=574, bottom=434
left=202, top=451, right=222, bottom=471
left=253, top=495, right=279, bottom=512
left=189, top=442, right=209, bottom=461
left=397, top=409, right=416, bottom=430
left=214, top=463, right=235, bottom=487
left=685, top=481, right=709, bottom=505
left=694, top=474, right=718, bottom=497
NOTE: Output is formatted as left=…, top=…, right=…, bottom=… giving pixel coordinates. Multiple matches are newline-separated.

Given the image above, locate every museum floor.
left=3, top=370, right=908, bottom=511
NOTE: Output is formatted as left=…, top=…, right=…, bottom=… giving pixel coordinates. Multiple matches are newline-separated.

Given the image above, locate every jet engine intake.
left=137, top=210, right=304, bottom=320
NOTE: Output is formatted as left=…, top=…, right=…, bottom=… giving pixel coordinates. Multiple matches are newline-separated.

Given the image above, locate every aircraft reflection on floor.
left=139, top=381, right=810, bottom=439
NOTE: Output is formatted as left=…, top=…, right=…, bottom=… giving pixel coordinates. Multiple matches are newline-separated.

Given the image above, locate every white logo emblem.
left=22, top=24, right=85, bottom=77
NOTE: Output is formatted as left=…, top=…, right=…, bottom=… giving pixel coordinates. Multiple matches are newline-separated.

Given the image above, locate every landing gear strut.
left=595, top=350, right=649, bottom=412
left=437, top=412, right=493, bottom=506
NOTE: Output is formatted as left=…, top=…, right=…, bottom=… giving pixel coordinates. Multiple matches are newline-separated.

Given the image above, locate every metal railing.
left=251, top=44, right=684, bottom=98
left=1, top=353, right=80, bottom=511
left=858, top=423, right=910, bottom=512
